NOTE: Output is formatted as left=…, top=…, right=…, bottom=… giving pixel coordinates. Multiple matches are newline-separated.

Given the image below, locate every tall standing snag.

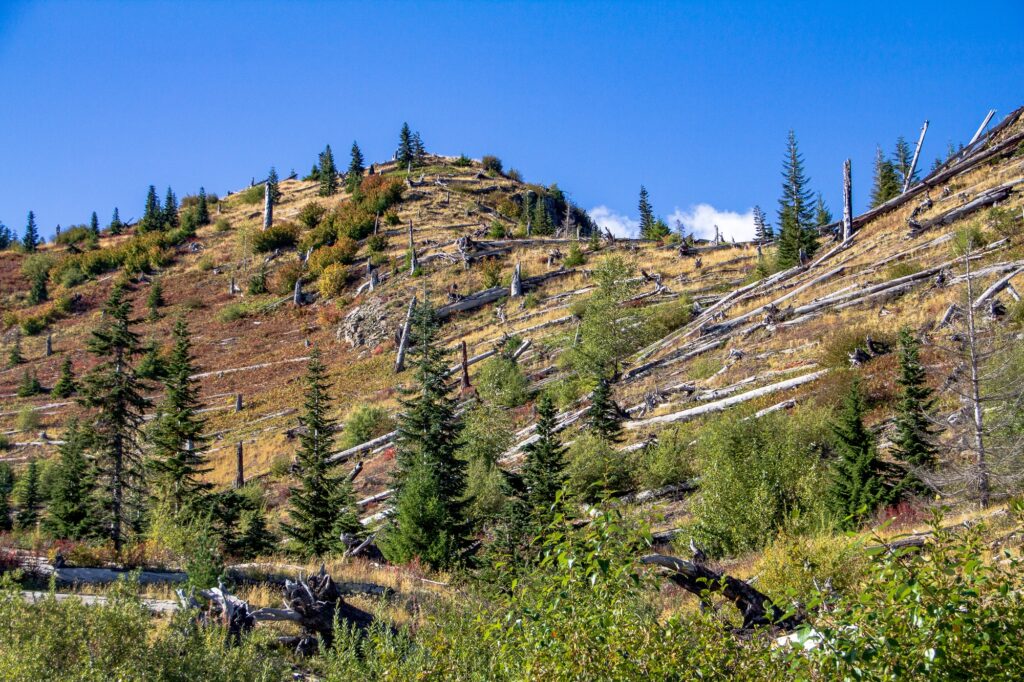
left=842, top=158, right=853, bottom=242
left=394, top=295, right=417, bottom=373
left=904, top=120, right=929, bottom=193
left=263, top=182, right=273, bottom=230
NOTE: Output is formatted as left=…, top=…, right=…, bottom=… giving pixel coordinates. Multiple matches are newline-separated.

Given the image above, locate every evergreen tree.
left=869, top=146, right=901, bottom=208
left=519, top=393, right=567, bottom=522
left=318, top=145, right=338, bottom=197
left=814, top=193, right=833, bottom=226
left=753, top=205, right=773, bottom=243
left=892, top=327, right=938, bottom=470
left=827, top=379, right=895, bottom=529
left=283, top=349, right=360, bottom=557
left=0, top=220, right=11, bottom=249
left=162, top=187, right=179, bottom=230
left=893, top=135, right=918, bottom=189
left=0, top=463, right=11, bottom=531
left=45, top=419, right=97, bottom=539
left=28, top=267, right=48, bottom=305
left=532, top=195, right=553, bottom=235
left=149, top=318, right=212, bottom=517
left=411, top=131, right=425, bottom=162
left=397, top=123, right=414, bottom=167
left=638, top=186, right=655, bottom=238
left=78, top=286, right=150, bottom=553
left=7, top=332, right=23, bottom=367
left=147, top=278, right=164, bottom=321
left=52, top=356, right=77, bottom=398
left=22, top=211, right=39, bottom=252
left=15, top=461, right=41, bottom=530
left=109, top=207, right=123, bottom=235
left=775, top=131, right=816, bottom=269
left=89, top=211, right=100, bottom=237
left=267, top=167, right=281, bottom=204
left=234, top=506, right=276, bottom=560
left=587, top=377, right=623, bottom=442
left=136, top=339, right=166, bottom=380
left=140, top=185, right=162, bottom=232
left=347, top=141, right=365, bottom=192
left=380, top=300, right=471, bottom=569
left=17, top=369, right=42, bottom=397
left=195, top=188, right=210, bottom=226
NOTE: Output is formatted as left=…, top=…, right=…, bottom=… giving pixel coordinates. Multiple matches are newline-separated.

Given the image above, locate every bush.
left=487, top=220, right=506, bottom=239
left=985, top=206, right=1021, bottom=240
left=366, top=234, right=388, bottom=253
left=563, top=242, right=586, bottom=267
left=247, top=268, right=267, bottom=295
left=16, top=408, right=40, bottom=432
left=251, top=223, right=299, bottom=253
left=480, top=259, right=502, bottom=288
left=237, top=184, right=264, bottom=205
left=635, top=423, right=698, bottom=489
left=297, top=202, right=328, bottom=230
left=308, top=238, right=359, bottom=276
left=271, top=261, right=303, bottom=296
left=642, top=296, right=693, bottom=341
left=453, top=154, right=472, bottom=167
left=214, top=218, right=231, bottom=233
left=506, top=168, right=523, bottom=183
left=340, top=405, right=395, bottom=450
left=884, top=260, right=922, bottom=280
left=475, top=356, right=530, bottom=408
left=20, top=314, right=48, bottom=336
left=481, top=155, right=503, bottom=175
left=317, top=263, right=348, bottom=297
left=755, top=531, right=867, bottom=601
left=54, top=226, right=94, bottom=248
left=216, top=300, right=266, bottom=323
left=566, top=432, right=633, bottom=501
left=818, top=325, right=895, bottom=369
left=383, top=211, right=401, bottom=226
left=951, top=224, right=991, bottom=255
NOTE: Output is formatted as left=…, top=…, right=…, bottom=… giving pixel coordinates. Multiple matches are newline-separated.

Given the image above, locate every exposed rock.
left=338, top=297, right=392, bottom=349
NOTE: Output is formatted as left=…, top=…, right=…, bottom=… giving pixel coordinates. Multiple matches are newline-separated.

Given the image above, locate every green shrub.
left=366, top=234, right=388, bottom=253
left=247, top=268, right=267, bottom=295
left=985, top=205, right=1021, bottom=240
left=506, top=168, right=523, bottom=183
left=214, top=218, right=231, bottom=233
left=643, top=295, right=693, bottom=341
left=566, top=432, right=632, bottom=501
left=818, top=325, right=895, bottom=369
left=475, top=356, right=530, bottom=408
left=317, top=263, right=348, bottom=297
left=297, top=202, right=327, bottom=230
left=480, top=258, right=502, bottom=288
left=20, top=314, right=48, bottom=336
left=951, top=224, right=991, bottom=255
left=54, top=225, right=94, bottom=248
left=237, top=184, right=264, bottom=205
left=563, top=242, right=586, bottom=267
left=635, top=423, right=698, bottom=489
left=216, top=300, right=266, bottom=323
left=884, top=260, right=922, bottom=280
left=384, top=211, right=401, bottom=226
left=755, top=530, right=867, bottom=601
left=453, top=154, right=472, bottom=167
left=16, top=408, right=40, bottom=432
left=196, top=254, right=215, bottom=271
left=487, top=220, right=506, bottom=239
left=308, top=239, right=359, bottom=276
left=271, top=261, right=303, bottom=296
left=251, top=223, right=299, bottom=253
left=481, top=155, right=503, bottom=175
left=340, top=405, right=395, bottom=450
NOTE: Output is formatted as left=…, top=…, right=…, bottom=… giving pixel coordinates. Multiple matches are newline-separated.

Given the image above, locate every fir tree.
left=519, top=393, right=567, bottom=522
left=140, top=185, right=162, bottom=232
left=397, top=123, right=414, bottom=167
left=22, top=211, right=39, bottom=252
left=775, top=131, right=816, bottom=269
left=753, top=205, right=773, bottom=243
left=136, top=339, right=165, bottom=381
left=814, top=193, right=833, bottom=226
left=78, top=285, right=150, bottom=553
left=147, top=278, right=164, bottom=321
left=17, top=369, right=42, bottom=397
left=28, top=267, right=48, bottom=305
left=827, top=379, right=895, bottom=529
left=234, top=506, right=276, bottom=560
left=195, top=188, right=210, bottom=226
left=893, top=135, right=918, bottom=189
left=638, top=186, right=655, bottom=238
left=149, top=318, right=212, bottom=517
left=267, top=167, right=281, bottom=204
left=45, top=419, right=97, bottom=539
left=318, top=145, right=338, bottom=197
left=587, top=377, right=623, bottom=442
left=347, top=141, right=365, bottom=192
left=7, top=332, right=23, bottom=367
left=0, top=220, right=11, bottom=249
left=532, top=195, right=553, bottom=235
left=411, top=131, right=425, bottom=162
left=869, top=146, right=901, bottom=208
left=52, top=356, right=77, bottom=398
left=162, top=187, right=179, bottom=230
left=109, top=207, right=124, bottom=235
left=89, top=211, right=100, bottom=237
left=0, top=463, right=11, bottom=531
left=380, top=299, right=471, bottom=569
left=283, top=349, right=360, bottom=557
left=892, top=327, right=938, bottom=470
left=15, top=461, right=41, bottom=530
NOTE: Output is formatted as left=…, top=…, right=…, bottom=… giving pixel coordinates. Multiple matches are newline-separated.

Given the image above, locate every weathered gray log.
left=234, top=441, right=244, bottom=488
left=904, top=120, right=929, bottom=193
left=21, top=591, right=180, bottom=614
left=842, top=158, right=853, bottom=241
left=357, top=489, right=393, bottom=508
left=968, top=109, right=997, bottom=147
left=510, top=261, right=523, bottom=297
left=263, top=182, right=273, bottom=230
left=394, top=295, right=417, bottom=372
left=909, top=180, right=1018, bottom=237
left=436, top=286, right=506, bottom=319
left=347, top=460, right=363, bottom=483
left=511, top=338, right=532, bottom=359
left=973, top=265, right=1024, bottom=308
left=326, top=430, right=397, bottom=465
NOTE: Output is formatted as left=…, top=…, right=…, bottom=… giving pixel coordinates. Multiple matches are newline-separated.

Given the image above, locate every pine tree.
left=532, top=196, right=553, bottom=235
left=411, top=131, right=425, bottom=162
left=162, top=187, right=179, bottom=230
left=520, top=393, right=567, bottom=521
left=45, top=419, right=97, bottom=539
left=28, top=267, right=48, bottom=305
left=827, top=379, right=895, bottom=529
left=109, top=207, right=124, bottom=235
left=775, top=131, right=816, bottom=269
left=397, top=123, right=414, bottom=167
left=136, top=339, right=165, bottom=380
left=147, top=278, right=164, bottom=321
left=283, top=349, right=360, bottom=557
left=587, top=377, right=623, bottom=442
left=89, top=211, right=100, bottom=237
left=752, top=205, right=773, bottom=243
left=380, top=299, right=471, bottom=569
left=0, top=463, right=11, bottom=531
left=149, top=318, right=212, bottom=517
left=0, top=220, right=11, bottom=249
left=347, top=141, right=365, bottom=193
left=15, top=461, right=41, bottom=530
left=638, top=186, right=655, bottom=238
left=7, top=332, right=23, bottom=367
left=78, top=286, right=150, bottom=553
left=17, top=369, right=42, bottom=397
left=869, top=146, right=901, bottom=208
left=141, top=185, right=162, bottom=232
left=52, top=356, right=77, bottom=398
left=318, top=145, right=338, bottom=197
left=235, top=507, right=276, bottom=559
left=814, top=193, right=833, bottom=226
left=22, top=211, right=39, bottom=252
left=195, top=188, right=210, bottom=226
left=267, top=167, right=281, bottom=204
left=892, top=327, right=938, bottom=470
left=893, top=136, right=918, bottom=189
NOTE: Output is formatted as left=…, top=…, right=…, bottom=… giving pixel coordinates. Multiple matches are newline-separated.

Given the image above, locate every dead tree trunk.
left=234, top=393, right=243, bottom=412
left=234, top=441, right=244, bottom=488
left=45, top=334, right=52, bottom=357
left=842, top=158, right=853, bottom=242
left=904, top=120, right=929, bottom=193
left=460, top=340, right=471, bottom=388
left=292, top=277, right=303, bottom=306
left=963, top=250, right=991, bottom=506
left=395, top=295, right=417, bottom=373
left=510, top=262, right=523, bottom=297
left=263, top=182, right=273, bottom=231
left=408, top=222, right=418, bottom=274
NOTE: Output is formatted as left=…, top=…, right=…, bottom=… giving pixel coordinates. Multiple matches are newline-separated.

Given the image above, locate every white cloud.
left=588, top=205, right=639, bottom=238
left=668, top=204, right=756, bottom=242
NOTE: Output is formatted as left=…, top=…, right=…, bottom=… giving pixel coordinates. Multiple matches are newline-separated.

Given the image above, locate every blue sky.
left=1, top=1, right=1022, bottom=241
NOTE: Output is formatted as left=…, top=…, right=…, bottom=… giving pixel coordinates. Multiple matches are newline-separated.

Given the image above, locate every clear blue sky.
left=2, top=1, right=1022, bottom=241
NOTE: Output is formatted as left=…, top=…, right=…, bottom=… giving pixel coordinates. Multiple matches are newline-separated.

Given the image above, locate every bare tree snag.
left=460, top=340, right=471, bottom=388
left=842, top=159, right=853, bottom=242
left=44, top=334, right=52, bottom=357
left=234, top=441, right=244, bottom=488
left=394, top=295, right=417, bottom=373
left=905, top=120, right=929, bottom=193
left=263, top=182, right=273, bottom=231
left=968, top=109, right=997, bottom=148
left=234, top=393, right=243, bottom=412
left=292, top=277, right=303, bottom=306
left=510, top=261, right=523, bottom=297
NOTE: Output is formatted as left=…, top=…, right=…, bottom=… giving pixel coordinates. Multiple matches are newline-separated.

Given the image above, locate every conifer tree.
left=869, top=146, right=901, bottom=208
left=28, top=266, right=48, bottom=305
left=814, top=193, right=833, bottom=226
left=638, top=186, right=655, bottom=238
left=752, top=205, right=773, bottom=243
left=52, top=356, right=77, bottom=398
left=775, top=131, right=816, bottom=268
left=17, top=369, right=42, bottom=397
left=22, top=211, right=39, bottom=252
left=195, top=188, right=210, bottom=226
left=0, top=485, right=10, bottom=531
left=347, top=141, right=365, bottom=192
left=827, top=379, right=895, bottom=528
left=893, top=136, right=918, bottom=189
left=149, top=318, right=212, bottom=517
left=109, top=207, right=124, bottom=235
left=532, top=196, right=553, bottom=235
left=892, top=327, right=938, bottom=469
left=141, top=185, right=162, bottom=232
left=381, top=300, right=471, bottom=569
left=136, top=339, right=165, bottom=381
left=78, top=285, right=150, bottom=553
left=15, top=461, right=41, bottom=530
left=7, top=332, right=23, bottom=367
left=45, top=419, right=97, bottom=539
left=0, top=220, right=11, bottom=250
left=162, top=187, right=179, bottom=230
left=587, top=377, right=623, bottom=442
left=397, top=123, right=414, bottom=167
left=147, top=278, right=164, bottom=321
left=235, top=506, right=276, bottom=559
left=267, top=167, right=281, bottom=204
left=89, top=211, right=100, bottom=237
left=411, top=131, right=425, bottom=162
left=318, top=145, right=338, bottom=197
left=283, top=349, right=360, bottom=557
left=519, top=393, right=567, bottom=522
